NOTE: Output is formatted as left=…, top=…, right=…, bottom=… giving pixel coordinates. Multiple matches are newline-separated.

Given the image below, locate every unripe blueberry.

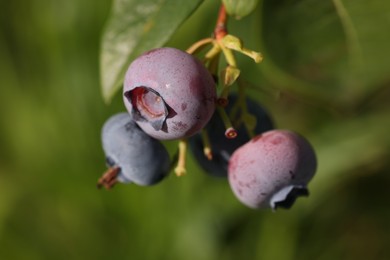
left=123, top=47, right=216, bottom=140
left=190, top=94, right=274, bottom=177
left=99, top=112, right=170, bottom=187
left=228, top=130, right=317, bottom=209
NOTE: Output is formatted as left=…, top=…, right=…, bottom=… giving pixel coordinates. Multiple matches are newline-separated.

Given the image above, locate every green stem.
left=217, top=106, right=237, bottom=139
left=201, top=129, right=213, bottom=160
left=238, top=79, right=255, bottom=138
left=186, top=37, right=214, bottom=55
left=174, top=139, right=188, bottom=176
left=220, top=45, right=237, bottom=67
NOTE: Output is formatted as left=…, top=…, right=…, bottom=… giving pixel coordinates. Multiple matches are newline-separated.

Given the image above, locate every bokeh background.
left=1, top=0, right=390, bottom=259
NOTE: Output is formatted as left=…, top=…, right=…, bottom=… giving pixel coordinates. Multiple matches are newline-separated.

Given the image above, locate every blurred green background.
left=1, top=0, right=390, bottom=259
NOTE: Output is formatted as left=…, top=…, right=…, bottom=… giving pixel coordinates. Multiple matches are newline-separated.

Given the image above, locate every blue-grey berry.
left=98, top=113, right=170, bottom=188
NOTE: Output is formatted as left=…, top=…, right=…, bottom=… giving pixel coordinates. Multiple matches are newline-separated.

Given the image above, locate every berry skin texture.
left=228, top=130, right=317, bottom=210
left=123, top=47, right=216, bottom=140
left=190, top=94, right=274, bottom=177
left=101, top=112, right=170, bottom=187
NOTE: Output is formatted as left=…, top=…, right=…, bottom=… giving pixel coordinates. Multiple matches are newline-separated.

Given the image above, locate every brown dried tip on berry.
left=225, top=127, right=238, bottom=139
left=217, top=97, right=229, bottom=107
left=97, top=167, right=120, bottom=190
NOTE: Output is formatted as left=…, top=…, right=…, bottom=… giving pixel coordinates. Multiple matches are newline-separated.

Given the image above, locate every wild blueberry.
left=190, top=94, right=274, bottom=177
left=228, top=130, right=317, bottom=209
left=98, top=112, right=170, bottom=188
left=123, top=47, right=216, bottom=140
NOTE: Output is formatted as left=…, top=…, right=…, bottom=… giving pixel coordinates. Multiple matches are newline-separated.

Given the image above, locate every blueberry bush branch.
left=175, top=3, right=261, bottom=176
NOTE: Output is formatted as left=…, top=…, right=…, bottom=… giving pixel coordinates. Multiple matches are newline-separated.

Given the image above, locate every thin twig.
left=214, top=4, right=228, bottom=40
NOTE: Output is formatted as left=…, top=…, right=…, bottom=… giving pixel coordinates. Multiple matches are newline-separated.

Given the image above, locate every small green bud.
left=221, top=65, right=241, bottom=87
left=222, top=0, right=260, bottom=19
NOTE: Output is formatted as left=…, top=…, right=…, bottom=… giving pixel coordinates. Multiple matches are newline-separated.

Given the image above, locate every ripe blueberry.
left=98, top=112, right=170, bottom=188
left=190, top=94, right=274, bottom=177
left=228, top=130, right=317, bottom=209
left=123, top=47, right=216, bottom=140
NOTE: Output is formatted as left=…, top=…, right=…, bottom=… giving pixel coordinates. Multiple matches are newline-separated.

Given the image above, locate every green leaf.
left=307, top=107, right=390, bottom=208
left=100, top=0, right=203, bottom=103
left=257, top=0, right=390, bottom=108
left=222, top=0, right=259, bottom=19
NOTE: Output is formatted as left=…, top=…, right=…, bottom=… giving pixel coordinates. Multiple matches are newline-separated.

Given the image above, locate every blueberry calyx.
left=124, top=87, right=169, bottom=131
left=270, top=185, right=309, bottom=210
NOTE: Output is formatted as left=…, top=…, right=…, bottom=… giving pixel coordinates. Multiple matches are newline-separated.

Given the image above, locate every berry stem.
left=214, top=4, right=228, bottom=41
left=213, top=4, right=238, bottom=66
left=174, top=139, right=188, bottom=176
left=219, top=65, right=241, bottom=104
left=205, top=52, right=220, bottom=82
left=186, top=37, right=213, bottom=55
left=219, top=86, right=231, bottom=104
left=238, top=79, right=256, bottom=138
left=217, top=106, right=237, bottom=139
left=97, top=166, right=120, bottom=190
left=204, top=42, right=221, bottom=61
left=220, top=46, right=237, bottom=67
left=237, top=79, right=248, bottom=113
left=201, top=129, right=213, bottom=160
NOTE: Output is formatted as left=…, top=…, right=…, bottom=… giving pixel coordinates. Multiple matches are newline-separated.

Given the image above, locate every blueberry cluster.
left=98, top=47, right=317, bottom=210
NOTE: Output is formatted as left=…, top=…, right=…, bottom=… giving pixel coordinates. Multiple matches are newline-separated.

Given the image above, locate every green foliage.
left=100, top=0, right=203, bottom=103
left=258, top=0, right=390, bottom=107
left=1, top=0, right=390, bottom=259
left=223, top=0, right=259, bottom=19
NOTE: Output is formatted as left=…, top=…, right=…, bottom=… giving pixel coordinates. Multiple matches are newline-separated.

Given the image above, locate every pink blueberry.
left=123, top=47, right=216, bottom=140
left=228, top=130, right=317, bottom=209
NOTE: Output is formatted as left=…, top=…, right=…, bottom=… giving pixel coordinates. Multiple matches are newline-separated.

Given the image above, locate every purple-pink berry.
left=123, top=47, right=216, bottom=140
left=228, top=130, right=317, bottom=209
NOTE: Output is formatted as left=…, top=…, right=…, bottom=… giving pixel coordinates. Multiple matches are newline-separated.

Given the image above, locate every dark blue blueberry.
left=190, top=94, right=274, bottom=177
